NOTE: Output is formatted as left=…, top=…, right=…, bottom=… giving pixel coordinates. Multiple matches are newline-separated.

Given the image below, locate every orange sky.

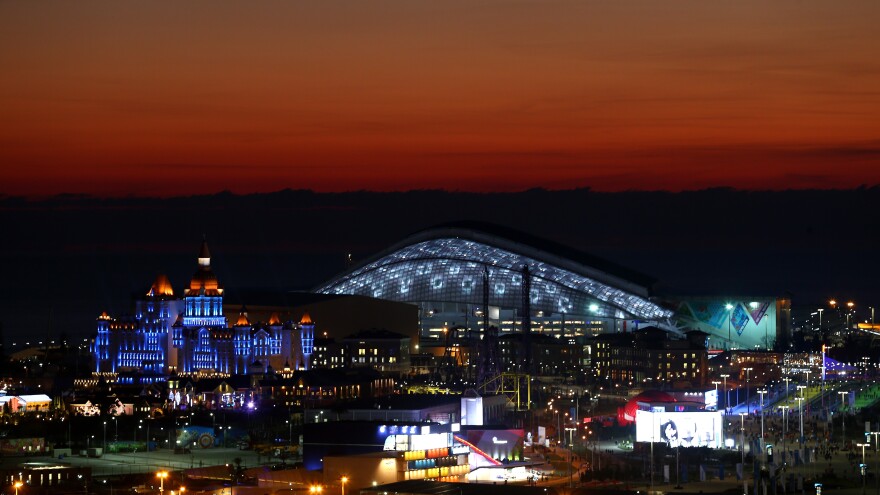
left=2, top=1, right=879, bottom=196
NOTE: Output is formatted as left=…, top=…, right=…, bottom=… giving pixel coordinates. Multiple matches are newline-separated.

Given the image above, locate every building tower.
left=93, top=311, right=113, bottom=372
left=180, top=240, right=227, bottom=373
left=298, top=312, right=315, bottom=370
left=135, top=274, right=177, bottom=374
left=233, top=306, right=252, bottom=374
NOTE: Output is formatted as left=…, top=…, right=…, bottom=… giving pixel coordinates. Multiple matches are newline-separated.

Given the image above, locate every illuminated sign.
left=410, top=433, right=451, bottom=451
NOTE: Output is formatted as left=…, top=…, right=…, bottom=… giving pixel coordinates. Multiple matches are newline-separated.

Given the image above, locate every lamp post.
left=721, top=374, right=730, bottom=412
left=744, top=368, right=753, bottom=413
left=726, top=304, right=734, bottom=349
left=113, top=416, right=118, bottom=442
left=651, top=412, right=656, bottom=494
left=859, top=443, right=870, bottom=495
left=555, top=409, right=561, bottom=446
left=103, top=421, right=107, bottom=452
left=287, top=420, right=292, bottom=445
left=783, top=376, right=791, bottom=403
left=871, top=432, right=880, bottom=495
left=796, top=397, right=805, bottom=442
left=847, top=302, right=855, bottom=333
left=14, top=481, right=22, bottom=495
left=740, top=413, right=747, bottom=495
left=156, top=471, right=168, bottom=495
left=758, top=389, right=767, bottom=458
left=712, top=381, right=721, bottom=410
left=341, top=476, right=348, bottom=495
left=779, top=406, right=790, bottom=464
left=565, top=427, right=576, bottom=488
left=840, top=391, right=849, bottom=448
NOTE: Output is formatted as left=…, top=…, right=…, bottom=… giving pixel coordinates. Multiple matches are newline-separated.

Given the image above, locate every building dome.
left=185, top=241, right=223, bottom=296
left=299, top=312, right=313, bottom=325
left=147, top=274, right=174, bottom=297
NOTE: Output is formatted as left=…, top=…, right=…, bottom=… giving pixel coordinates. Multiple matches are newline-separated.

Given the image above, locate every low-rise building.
left=592, top=327, right=708, bottom=388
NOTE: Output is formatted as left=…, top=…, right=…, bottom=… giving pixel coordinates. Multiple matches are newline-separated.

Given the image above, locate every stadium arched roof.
left=314, top=222, right=673, bottom=320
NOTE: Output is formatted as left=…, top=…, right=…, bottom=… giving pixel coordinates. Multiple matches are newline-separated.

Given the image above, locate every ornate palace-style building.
left=92, top=242, right=315, bottom=376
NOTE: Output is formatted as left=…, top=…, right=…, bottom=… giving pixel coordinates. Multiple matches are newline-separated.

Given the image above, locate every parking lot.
left=0, top=447, right=264, bottom=478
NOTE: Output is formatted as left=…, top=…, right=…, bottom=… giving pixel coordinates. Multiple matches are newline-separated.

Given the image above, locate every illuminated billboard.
left=671, top=297, right=784, bottom=350
left=635, top=410, right=722, bottom=448
left=465, top=429, right=525, bottom=464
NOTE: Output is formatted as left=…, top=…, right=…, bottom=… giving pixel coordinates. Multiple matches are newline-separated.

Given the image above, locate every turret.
left=298, top=312, right=315, bottom=370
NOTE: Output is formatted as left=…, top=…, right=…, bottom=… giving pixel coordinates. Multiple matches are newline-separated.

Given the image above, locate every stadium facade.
left=315, top=223, right=676, bottom=344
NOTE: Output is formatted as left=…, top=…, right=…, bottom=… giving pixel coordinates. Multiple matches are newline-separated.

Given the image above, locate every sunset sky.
left=2, top=1, right=879, bottom=196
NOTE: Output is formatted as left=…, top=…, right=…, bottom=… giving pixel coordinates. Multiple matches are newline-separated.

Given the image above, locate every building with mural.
left=668, top=296, right=791, bottom=351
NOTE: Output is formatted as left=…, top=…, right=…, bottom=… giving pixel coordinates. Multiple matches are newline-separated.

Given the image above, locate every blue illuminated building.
left=93, top=242, right=308, bottom=377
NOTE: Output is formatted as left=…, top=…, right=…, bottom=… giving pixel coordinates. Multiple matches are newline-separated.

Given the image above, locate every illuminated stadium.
left=315, top=223, right=676, bottom=343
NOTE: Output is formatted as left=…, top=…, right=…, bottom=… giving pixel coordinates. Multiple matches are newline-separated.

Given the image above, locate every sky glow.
left=2, top=1, right=879, bottom=196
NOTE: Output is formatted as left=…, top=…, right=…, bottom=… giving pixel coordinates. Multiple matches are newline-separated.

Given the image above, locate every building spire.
left=198, top=239, right=211, bottom=268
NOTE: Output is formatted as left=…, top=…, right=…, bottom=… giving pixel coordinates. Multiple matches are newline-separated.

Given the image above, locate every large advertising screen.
left=635, top=410, right=722, bottom=449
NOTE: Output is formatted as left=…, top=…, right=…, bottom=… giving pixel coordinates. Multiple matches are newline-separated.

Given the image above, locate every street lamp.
left=554, top=409, right=561, bottom=446
left=726, top=304, right=734, bottom=349
left=796, top=397, right=805, bottom=442
left=720, top=374, right=730, bottom=449
left=783, top=376, right=791, bottom=404
left=846, top=301, right=855, bottom=333
left=740, top=413, right=747, bottom=495
left=14, top=481, right=22, bottom=495
left=341, top=476, right=348, bottom=495
left=309, top=486, right=323, bottom=494
left=565, top=427, right=576, bottom=488
left=779, top=406, right=790, bottom=461
left=859, top=443, right=870, bottom=495
left=757, top=389, right=767, bottom=457
left=103, top=421, right=107, bottom=452
left=157, top=471, right=168, bottom=495
left=839, top=391, right=849, bottom=448
left=287, top=420, right=292, bottom=445
left=743, top=368, right=753, bottom=413
left=721, top=374, right=730, bottom=412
